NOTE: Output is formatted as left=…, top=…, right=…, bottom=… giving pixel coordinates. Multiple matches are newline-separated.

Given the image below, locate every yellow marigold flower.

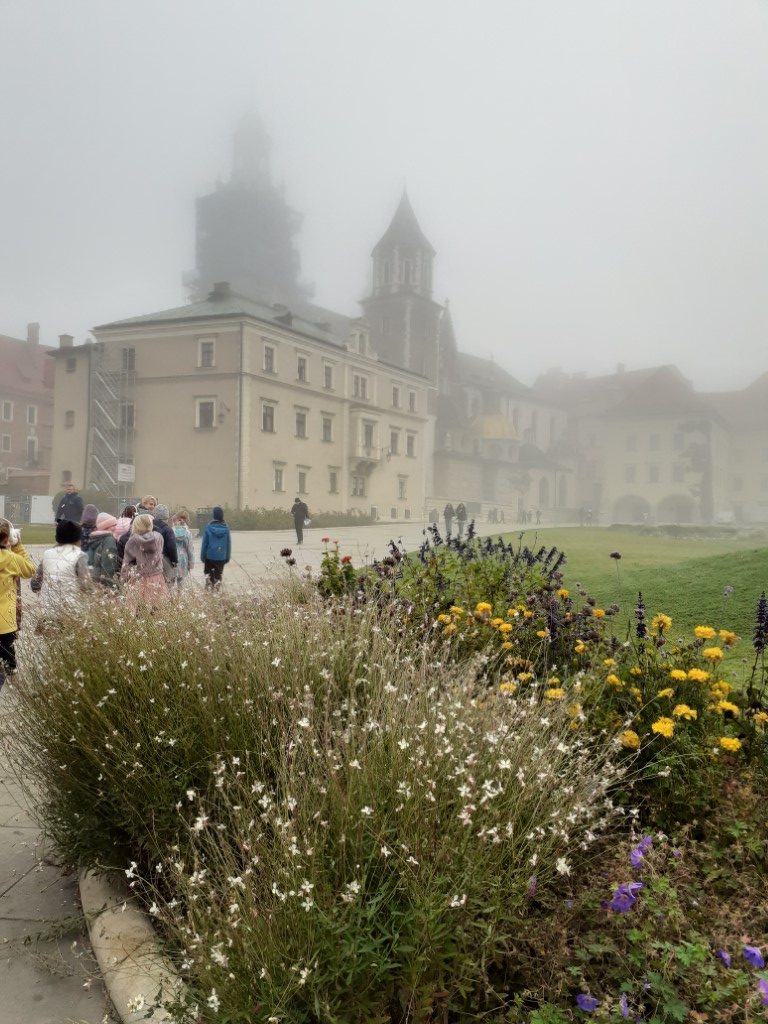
left=548, top=676, right=561, bottom=684
left=672, top=704, right=697, bottom=720
left=506, top=608, right=520, bottom=618
left=499, top=681, right=518, bottom=694
left=620, top=729, right=641, bottom=750
left=491, top=617, right=504, bottom=627
left=657, top=687, right=674, bottom=698
left=592, top=608, right=606, bottom=618
left=606, top=674, right=623, bottom=688
left=523, top=610, right=534, bottom=619
left=651, top=716, right=675, bottom=738
left=629, top=666, right=643, bottom=677
left=501, top=640, right=513, bottom=650
left=687, top=668, right=710, bottom=683
left=714, top=700, right=740, bottom=717
left=603, top=658, right=617, bottom=667
left=536, top=629, right=549, bottom=639
left=568, top=702, right=582, bottom=717
left=475, top=602, right=492, bottom=615
left=442, top=623, right=457, bottom=637
left=517, top=671, right=534, bottom=682
left=437, top=613, right=452, bottom=624
left=753, top=710, right=768, bottom=726
left=694, top=625, right=716, bottom=639
left=545, top=687, right=565, bottom=700
left=498, top=622, right=513, bottom=634
left=574, top=641, right=587, bottom=654
left=718, top=629, right=737, bottom=646
left=719, top=736, right=742, bottom=752
left=449, top=606, right=464, bottom=616
left=557, top=588, right=570, bottom=599
left=669, top=669, right=688, bottom=681
left=709, top=680, right=730, bottom=699
left=651, top=613, right=672, bottom=633
left=702, top=646, right=724, bottom=662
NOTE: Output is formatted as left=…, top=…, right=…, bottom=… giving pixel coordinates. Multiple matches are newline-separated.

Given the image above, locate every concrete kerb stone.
left=79, top=870, right=185, bottom=1022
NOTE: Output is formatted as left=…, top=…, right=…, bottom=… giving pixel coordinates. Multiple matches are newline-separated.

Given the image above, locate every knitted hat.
left=95, top=512, right=118, bottom=532
left=56, top=520, right=82, bottom=545
left=154, top=504, right=170, bottom=522
left=81, top=504, right=99, bottom=526
left=212, top=506, right=224, bottom=521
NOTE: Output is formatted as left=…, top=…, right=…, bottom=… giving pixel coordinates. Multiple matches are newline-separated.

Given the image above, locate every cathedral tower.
left=361, top=191, right=442, bottom=380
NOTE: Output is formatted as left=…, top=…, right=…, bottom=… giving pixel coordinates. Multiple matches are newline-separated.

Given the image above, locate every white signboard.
left=117, top=463, right=136, bottom=483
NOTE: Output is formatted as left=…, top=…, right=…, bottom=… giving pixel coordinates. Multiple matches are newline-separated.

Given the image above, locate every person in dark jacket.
left=152, top=504, right=179, bottom=581
left=200, top=506, right=231, bottom=588
left=80, top=504, right=99, bottom=551
left=86, top=513, right=119, bottom=587
left=443, top=502, right=454, bottom=538
left=55, top=483, right=84, bottom=524
left=290, top=497, right=310, bottom=544
left=455, top=502, right=468, bottom=540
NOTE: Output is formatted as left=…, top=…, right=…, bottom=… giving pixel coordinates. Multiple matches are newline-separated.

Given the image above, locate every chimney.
left=59, top=334, right=74, bottom=348
left=27, top=322, right=40, bottom=345
left=209, top=281, right=231, bottom=301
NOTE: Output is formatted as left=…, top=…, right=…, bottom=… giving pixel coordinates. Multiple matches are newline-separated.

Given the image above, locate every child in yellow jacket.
left=0, top=519, right=36, bottom=687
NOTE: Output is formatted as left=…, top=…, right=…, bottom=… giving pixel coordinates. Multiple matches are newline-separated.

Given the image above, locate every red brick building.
left=0, top=324, right=55, bottom=496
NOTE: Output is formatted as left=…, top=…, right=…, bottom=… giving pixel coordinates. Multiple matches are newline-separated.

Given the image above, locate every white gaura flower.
left=207, top=988, right=221, bottom=1011
left=193, top=814, right=210, bottom=832
left=360, top=806, right=374, bottom=817
left=126, top=994, right=146, bottom=1013
left=271, top=657, right=281, bottom=667
left=449, top=893, right=467, bottom=908
left=297, top=717, right=311, bottom=730
left=555, top=857, right=571, bottom=875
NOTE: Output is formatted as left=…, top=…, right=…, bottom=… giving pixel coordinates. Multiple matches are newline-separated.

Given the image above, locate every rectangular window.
left=626, top=435, right=637, bottom=452
left=1, top=401, right=13, bottom=421
left=0, top=434, right=10, bottom=452
left=390, top=430, right=400, bottom=455
left=298, top=470, right=307, bottom=495
left=61, top=469, right=72, bottom=484
left=363, top=422, right=374, bottom=449
left=120, top=402, right=135, bottom=429
left=353, top=374, right=368, bottom=399
left=122, top=347, right=135, bottom=371
left=297, top=355, right=308, bottom=382
left=64, top=410, right=75, bottom=428
left=673, top=464, right=685, bottom=483
left=273, top=465, right=284, bottom=492
left=295, top=410, right=308, bottom=439
left=322, top=416, right=333, bottom=443
left=625, top=465, right=636, bottom=484
left=26, top=405, right=37, bottom=426
left=649, top=433, right=660, bottom=451
left=406, top=433, right=415, bottom=457
left=65, top=357, right=76, bottom=373
left=408, top=390, right=416, bottom=412
left=198, top=338, right=215, bottom=368
left=262, top=403, right=275, bottom=433
left=196, top=398, right=215, bottom=429
left=324, top=364, right=334, bottom=390
left=398, top=477, right=407, bottom=500
left=352, top=475, right=366, bottom=497
left=648, top=464, right=660, bottom=483
left=264, top=345, right=275, bottom=373
left=392, top=385, right=400, bottom=408
left=329, top=468, right=339, bottom=494
left=26, top=436, right=38, bottom=462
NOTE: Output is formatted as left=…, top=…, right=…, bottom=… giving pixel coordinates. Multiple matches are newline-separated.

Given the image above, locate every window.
left=626, top=435, right=637, bottom=452
left=26, top=436, right=38, bottom=462
left=122, top=347, right=135, bottom=371
left=649, top=433, right=660, bottom=451
left=392, top=385, right=400, bottom=408
left=0, top=434, right=10, bottom=452
left=625, top=465, right=636, bottom=484
left=406, top=433, right=415, bottom=457
left=262, top=403, right=275, bottom=433
left=363, top=422, right=374, bottom=449
left=323, top=364, right=334, bottom=390
left=402, top=259, right=412, bottom=283
left=673, top=464, right=685, bottom=483
left=120, top=402, right=135, bottom=429
left=198, top=338, right=215, bottom=368
left=322, top=416, right=333, bottom=443
left=64, top=410, right=75, bottom=428
left=1, top=401, right=13, bottom=421
left=353, top=374, right=368, bottom=399
left=390, top=430, right=400, bottom=455
left=398, top=477, right=407, bottom=500
left=196, top=398, right=216, bottom=429
left=298, top=469, right=308, bottom=495
left=263, top=345, right=275, bottom=373
left=390, top=508, right=398, bottom=519
left=408, top=390, right=416, bottom=413
left=65, top=357, right=76, bottom=373
left=27, top=405, right=37, bottom=426
left=329, top=468, right=339, bottom=494
left=297, top=355, right=308, bottom=382
left=273, top=465, right=284, bottom=492
left=61, top=469, right=72, bottom=484
left=352, top=475, right=366, bottom=497
left=648, top=465, right=660, bottom=483
left=295, top=410, right=308, bottom=439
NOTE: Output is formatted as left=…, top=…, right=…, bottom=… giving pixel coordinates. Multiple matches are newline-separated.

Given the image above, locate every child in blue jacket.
left=200, top=506, right=231, bottom=588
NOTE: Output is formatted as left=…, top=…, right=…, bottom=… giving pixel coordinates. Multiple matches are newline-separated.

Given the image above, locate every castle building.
left=0, top=323, right=54, bottom=499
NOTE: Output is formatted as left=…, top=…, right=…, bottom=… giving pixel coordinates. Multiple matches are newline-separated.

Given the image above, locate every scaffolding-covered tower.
left=87, top=343, right=136, bottom=513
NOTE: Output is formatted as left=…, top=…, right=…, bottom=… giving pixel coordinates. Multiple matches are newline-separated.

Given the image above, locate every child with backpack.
left=200, top=506, right=231, bottom=589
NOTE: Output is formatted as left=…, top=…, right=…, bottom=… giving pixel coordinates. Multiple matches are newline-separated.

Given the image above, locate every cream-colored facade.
left=49, top=293, right=435, bottom=518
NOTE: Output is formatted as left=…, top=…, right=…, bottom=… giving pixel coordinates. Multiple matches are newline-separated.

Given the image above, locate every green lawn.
left=16, top=524, right=56, bottom=545
left=503, top=526, right=768, bottom=639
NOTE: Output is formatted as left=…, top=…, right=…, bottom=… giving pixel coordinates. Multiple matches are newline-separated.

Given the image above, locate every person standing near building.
left=290, top=496, right=310, bottom=545
left=455, top=502, right=467, bottom=540
left=200, top=506, right=231, bottom=588
left=443, top=502, right=454, bottom=538
left=0, top=520, right=36, bottom=689
left=55, top=483, right=84, bottom=524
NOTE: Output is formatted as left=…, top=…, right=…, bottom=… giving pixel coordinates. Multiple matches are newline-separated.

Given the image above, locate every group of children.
left=0, top=498, right=231, bottom=688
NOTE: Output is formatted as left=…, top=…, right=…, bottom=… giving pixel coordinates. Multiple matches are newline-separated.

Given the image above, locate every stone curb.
left=79, top=870, right=185, bottom=1023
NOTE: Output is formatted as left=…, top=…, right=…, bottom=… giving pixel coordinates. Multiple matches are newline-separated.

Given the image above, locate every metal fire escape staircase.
left=87, top=345, right=135, bottom=510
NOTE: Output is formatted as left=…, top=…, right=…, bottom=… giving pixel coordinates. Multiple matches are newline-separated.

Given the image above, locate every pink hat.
left=95, top=512, right=118, bottom=532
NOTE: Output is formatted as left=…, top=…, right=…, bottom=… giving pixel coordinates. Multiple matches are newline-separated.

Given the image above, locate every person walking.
left=80, top=504, right=99, bottom=551
left=30, top=520, right=91, bottom=618
left=455, top=502, right=468, bottom=540
left=290, top=497, right=310, bottom=545
left=152, top=504, right=179, bottom=584
left=86, top=513, right=119, bottom=588
left=120, top=514, right=169, bottom=605
left=0, top=520, right=36, bottom=689
left=55, top=483, right=84, bottom=524
left=200, top=506, right=231, bottom=588
left=443, top=502, right=454, bottom=538
left=171, top=510, right=195, bottom=587
left=535, top=508, right=542, bottom=525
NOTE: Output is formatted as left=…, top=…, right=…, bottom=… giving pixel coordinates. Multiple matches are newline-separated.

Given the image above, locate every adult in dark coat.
left=152, top=504, right=179, bottom=579
left=290, top=497, right=309, bottom=544
left=455, top=502, right=468, bottom=539
left=55, top=484, right=84, bottom=523
left=443, top=503, right=454, bottom=538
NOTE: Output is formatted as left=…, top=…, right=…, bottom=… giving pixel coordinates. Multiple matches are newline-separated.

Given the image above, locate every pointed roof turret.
left=372, top=190, right=435, bottom=256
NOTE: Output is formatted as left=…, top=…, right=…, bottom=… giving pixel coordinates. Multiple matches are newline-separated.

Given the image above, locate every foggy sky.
left=1, top=0, right=767, bottom=391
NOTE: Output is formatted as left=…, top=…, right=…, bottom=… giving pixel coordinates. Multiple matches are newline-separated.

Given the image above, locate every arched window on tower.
left=403, top=259, right=412, bottom=284
left=382, top=261, right=390, bottom=285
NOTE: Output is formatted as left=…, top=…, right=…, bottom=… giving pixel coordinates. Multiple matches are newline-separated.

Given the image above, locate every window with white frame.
left=398, top=476, right=407, bottom=500
left=392, top=385, right=400, bottom=408
left=297, top=468, right=308, bottom=494
left=0, top=434, right=10, bottom=452
left=328, top=467, right=339, bottom=494
left=363, top=421, right=375, bottom=449
left=322, top=416, right=333, bottom=443
left=297, top=355, right=308, bottom=382
left=262, top=402, right=276, bottom=433
left=26, top=436, right=38, bottom=462
left=65, top=357, right=76, bottom=373
left=351, top=475, right=366, bottom=497
left=273, top=464, right=285, bottom=492
left=295, top=409, right=308, bottom=439
left=390, top=429, right=400, bottom=455
left=26, top=405, right=37, bottom=426
left=195, top=398, right=216, bottom=429
left=406, top=433, right=416, bottom=457
left=122, top=347, right=135, bottom=371
left=323, top=364, right=334, bottom=389
left=61, top=469, right=72, bottom=484
left=198, top=337, right=216, bottom=368
left=408, top=390, right=416, bottom=412
left=263, top=344, right=276, bottom=373
left=352, top=373, right=368, bottom=400
left=1, top=401, right=13, bottom=421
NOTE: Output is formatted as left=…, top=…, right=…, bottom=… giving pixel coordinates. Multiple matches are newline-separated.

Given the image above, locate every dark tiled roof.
left=455, top=352, right=530, bottom=397
left=372, top=191, right=435, bottom=256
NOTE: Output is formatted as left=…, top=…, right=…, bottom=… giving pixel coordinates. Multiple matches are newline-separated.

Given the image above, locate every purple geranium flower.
left=576, top=993, right=599, bottom=1012
left=609, top=881, right=643, bottom=913
left=758, top=979, right=768, bottom=1007
left=744, top=945, right=765, bottom=969
left=716, top=949, right=732, bottom=968
left=619, top=993, right=629, bottom=1018
left=629, top=835, right=653, bottom=868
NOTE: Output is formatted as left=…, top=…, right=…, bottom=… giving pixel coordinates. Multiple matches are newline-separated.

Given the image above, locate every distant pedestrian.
left=290, top=497, right=310, bottom=545
left=535, top=508, right=542, bottom=525
left=172, top=510, right=195, bottom=586
left=55, top=483, right=84, bottom=524
left=86, top=513, right=119, bottom=588
left=586, top=508, right=593, bottom=525
left=30, top=520, right=91, bottom=618
left=80, top=504, right=99, bottom=551
left=152, top=504, right=179, bottom=584
left=428, top=508, right=439, bottom=525
left=121, top=514, right=169, bottom=605
left=443, top=502, right=454, bottom=538
left=455, top=502, right=467, bottom=540
left=0, top=519, right=36, bottom=688
left=200, top=506, right=231, bottom=589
